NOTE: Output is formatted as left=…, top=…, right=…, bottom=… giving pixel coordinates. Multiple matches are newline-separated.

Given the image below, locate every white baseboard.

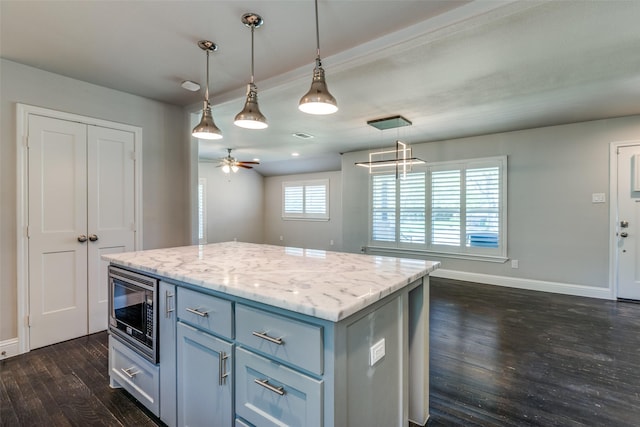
left=431, top=269, right=615, bottom=300
left=0, top=338, right=20, bottom=360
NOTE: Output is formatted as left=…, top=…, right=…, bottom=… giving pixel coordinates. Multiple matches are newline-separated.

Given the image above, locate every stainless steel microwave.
left=108, top=265, right=159, bottom=363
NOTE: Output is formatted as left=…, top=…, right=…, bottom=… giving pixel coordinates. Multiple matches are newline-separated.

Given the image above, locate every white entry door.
left=28, top=115, right=135, bottom=349
left=616, top=145, right=640, bottom=299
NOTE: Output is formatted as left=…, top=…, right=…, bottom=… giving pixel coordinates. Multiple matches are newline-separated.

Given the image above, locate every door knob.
left=88, top=234, right=99, bottom=242
left=77, top=235, right=88, bottom=243
left=620, top=232, right=629, bottom=238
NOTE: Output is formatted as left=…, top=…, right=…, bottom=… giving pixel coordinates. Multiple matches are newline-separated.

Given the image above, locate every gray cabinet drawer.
left=177, top=287, right=233, bottom=339
left=235, top=347, right=323, bottom=427
left=236, top=304, right=323, bottom=375
left=109, top=335, right=160, bottom=416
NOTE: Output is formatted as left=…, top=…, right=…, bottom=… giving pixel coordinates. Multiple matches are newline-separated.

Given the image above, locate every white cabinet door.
left=28, top=115, right=136, bottom=347
left=28, top=115, right=89, bottom=349
left=87, top=125, right=135, bottom=333
left=177, top=322, right=232, bottom=427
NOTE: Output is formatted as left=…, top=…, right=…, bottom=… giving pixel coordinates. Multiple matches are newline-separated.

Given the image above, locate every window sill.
left=365, top=245, right=508, bottom=263
left=281, top=217, right=330, bottom=222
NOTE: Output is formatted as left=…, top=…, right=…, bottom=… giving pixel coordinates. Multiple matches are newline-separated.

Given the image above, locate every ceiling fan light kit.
left=299, top=0, right=338, bottom=115
left=234, top=12, right=269, bottom=130
left=219, top=148, right=260, bottom=174
left=192, top=40, right=223, bottom=140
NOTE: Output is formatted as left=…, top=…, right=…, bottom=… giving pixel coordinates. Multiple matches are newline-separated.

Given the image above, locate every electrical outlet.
left=370, top=339, right=386, bottom=366
left=330, top=239, right=334, bottom=246
left=511, top=259, right=519, bottom=269
left=279, top=235, right=283, bottom=241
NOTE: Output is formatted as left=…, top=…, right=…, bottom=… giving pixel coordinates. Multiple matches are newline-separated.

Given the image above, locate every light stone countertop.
left=103, top=241, right=440, bottom=322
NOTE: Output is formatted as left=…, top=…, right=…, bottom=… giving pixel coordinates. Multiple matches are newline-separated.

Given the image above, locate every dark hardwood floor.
left=2, top=278, right=640, bottom=426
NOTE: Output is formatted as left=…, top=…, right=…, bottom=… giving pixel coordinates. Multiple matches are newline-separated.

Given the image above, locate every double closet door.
left=28, top=114, right=136, bottom=349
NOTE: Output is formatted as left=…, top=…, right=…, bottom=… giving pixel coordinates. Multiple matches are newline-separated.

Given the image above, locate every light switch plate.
left=592, top=193, right=606, bottom=203
left=370, top=338, right=386, bottom=366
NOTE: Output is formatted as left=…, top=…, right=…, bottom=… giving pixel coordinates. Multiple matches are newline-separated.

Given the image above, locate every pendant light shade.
left=234, top=13, right=268, bottom=129
left=192, top=40, right=223, bottom=140
left=299, top=0, right=338, bottom=115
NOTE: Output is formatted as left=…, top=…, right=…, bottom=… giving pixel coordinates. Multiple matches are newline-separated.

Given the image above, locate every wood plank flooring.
left=2, top=278, right=640, bottom=426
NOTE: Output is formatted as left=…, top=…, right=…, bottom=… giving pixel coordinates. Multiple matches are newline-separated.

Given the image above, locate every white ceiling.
left=2, top=0, right=640, bottom=176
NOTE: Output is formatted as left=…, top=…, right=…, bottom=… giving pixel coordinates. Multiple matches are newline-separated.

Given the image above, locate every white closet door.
left=28, top=115, right=89, bottom=349
left=87, top=126, right=136, bottom=333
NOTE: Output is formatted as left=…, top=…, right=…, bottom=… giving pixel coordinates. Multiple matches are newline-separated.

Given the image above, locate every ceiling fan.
left=217, top=148, right=259, bottom=173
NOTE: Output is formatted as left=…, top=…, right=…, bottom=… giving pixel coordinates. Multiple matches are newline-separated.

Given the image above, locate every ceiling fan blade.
left=238, top=164, right=253, bottom=169
left=237, top=161, right=260, bottom=165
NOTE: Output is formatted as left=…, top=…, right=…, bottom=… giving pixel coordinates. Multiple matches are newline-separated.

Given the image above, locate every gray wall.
left=343, top=116, right=640, bottom=289
left=198, top=162, right=264, bottom=244
left=0, top=59, right=191, bottom=342
left=264, top=171, right=343, bottom=251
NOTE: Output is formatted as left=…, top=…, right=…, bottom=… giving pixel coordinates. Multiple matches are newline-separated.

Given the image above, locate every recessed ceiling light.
left=293, top=132, right=314, bottom=139
left=292, top=152, right=300, bottom=157
left=253, top=158, right=260, bottom=162
left=181, top=80, right=201, bottom=92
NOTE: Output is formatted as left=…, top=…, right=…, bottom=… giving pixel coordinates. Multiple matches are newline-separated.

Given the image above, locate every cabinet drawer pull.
left=252, top=331, right=284, bottom=345
left=185, top=307, right=209, bottom=317
left=121, top=367, right=139, bottom=379
left=254, top=378, right=286, bottom=396
left=165, top=291, right=175, bottom=318
left=218, top=351, right=229, bottom=385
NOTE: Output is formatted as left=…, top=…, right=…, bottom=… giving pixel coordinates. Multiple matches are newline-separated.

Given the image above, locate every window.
left=369, top=156, right=506, bottom=259
left=282, top=179, right=329, bottom=220
left=198, top=178, right=207, bottom=244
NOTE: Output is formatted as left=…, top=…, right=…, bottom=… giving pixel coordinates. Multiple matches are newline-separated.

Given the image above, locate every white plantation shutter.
left=368, top=156, right=506, bottom=258
left=466, top=166, right=500, bottom=248
left=198, top=178, right=207, bottom=244
left=305, top=185, right=326, bottom=215
left=372, top=175, right=396, bottom=242
left=282, top=180, right=329, bottom=220
left=431, top=170, right=460, bottom=246
left=399, top=173, right=425, bottom=244
left=284, top=185, right=304, bottom=215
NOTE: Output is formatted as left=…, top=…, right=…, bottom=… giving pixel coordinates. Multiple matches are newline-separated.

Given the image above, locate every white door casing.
left=87, top=126, right=136, bottom=333
left=27, top=115, right=89, bottom=348
left=615, top=144, right=640, bottom=300
left=17, top=104, right=143, bottom=354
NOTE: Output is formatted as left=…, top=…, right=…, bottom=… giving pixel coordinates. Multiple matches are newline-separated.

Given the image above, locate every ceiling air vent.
left=293, top=132, right=314, bottom=139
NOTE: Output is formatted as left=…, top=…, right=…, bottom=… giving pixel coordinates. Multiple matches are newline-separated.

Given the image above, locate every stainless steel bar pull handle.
left=185, top=307, right=209, bottom=317
left=121, top=367, right=139, bottom=379
left=218, top=351, right=229, bottom=385
left=252, top=331, right=284, bottom=345
left=88, top=234, right=99, bottom=242
left=77, top=235, right=87, bottom=243
left=254, top=378, right=285, bottom=396
left=165, top=291, right=175, bottom=318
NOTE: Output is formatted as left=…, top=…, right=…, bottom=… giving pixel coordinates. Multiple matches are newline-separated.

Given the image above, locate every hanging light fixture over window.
left=192, top=40, right=223, bottom=140
left=298, top=0, right=338, bottom=115
left=234, top=13, right=268, bottom=130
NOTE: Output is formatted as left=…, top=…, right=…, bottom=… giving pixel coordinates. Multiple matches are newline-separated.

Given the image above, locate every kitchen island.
left=104, top=242, right=439, bottom=427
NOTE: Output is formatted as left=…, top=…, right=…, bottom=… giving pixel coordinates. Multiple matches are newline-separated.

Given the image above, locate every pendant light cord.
left=205, top=49, right=210, bottom=105
left=250, top=24, right=255, bottom=85
left=315, top=0, right=321, bottom=61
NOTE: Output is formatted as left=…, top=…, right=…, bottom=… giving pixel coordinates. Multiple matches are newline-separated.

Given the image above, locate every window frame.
left=368, top=156, right=507, bottom=261
left=282, top=179, right=330, bottom=221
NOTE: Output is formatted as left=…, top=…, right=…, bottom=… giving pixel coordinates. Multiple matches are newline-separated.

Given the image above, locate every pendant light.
left=192, top=40, right=223, bottom=140
left=234, top=13, right=268, bottom=129
left=299, top=0, right=338, bottom=115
